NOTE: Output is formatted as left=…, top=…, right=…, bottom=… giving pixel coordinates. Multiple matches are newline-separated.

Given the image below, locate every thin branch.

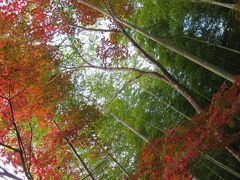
left=202, top=153, right=240, bottom=178
left=67, top=65, right=166, bottom=81
left=46, top=72, right=62, bottom=85
left=8, top=100, right=33, bottom=180
left=0, top=142, right=20, bottom=152
left=226, top=145, right=240, bottom=162
left=107, top=152, right=130, bottom=177
left=68, top=24, right=121, bottom=33
left=27, top=122, right=34, bottom=173
left=141, top=87, right=192, bottom=121
left=0, top=95, right=8, bottom=100
left=183, top=36, right=240, bottom=55
left=52, top=121, right=96, bottom=180
left=102, top=109, right=149, bottom=143
left=105, top=74, right=142, bottom=107
left=190, top=0, right=236, bottom=10
left=81, top=146, right=126, bottom=180
left=0, top=166, right=23, bottom=180
left=10, top=84, right=31, bottom=100
left=81, top=160, right=107, bottom=180
left=70, top=44, right=94, bottom=66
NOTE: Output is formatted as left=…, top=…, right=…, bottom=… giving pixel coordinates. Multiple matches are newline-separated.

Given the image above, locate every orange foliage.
left=0, top=37, right=74, bottom=178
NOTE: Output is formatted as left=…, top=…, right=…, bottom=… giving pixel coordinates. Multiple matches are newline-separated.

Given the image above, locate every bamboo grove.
left=0, top=0, right=240, bottom=179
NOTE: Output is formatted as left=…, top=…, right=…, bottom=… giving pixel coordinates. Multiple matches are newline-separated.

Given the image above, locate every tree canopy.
left=0, top=0, right=240, bottom=179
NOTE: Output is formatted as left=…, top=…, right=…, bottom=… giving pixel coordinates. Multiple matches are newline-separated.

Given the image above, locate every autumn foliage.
left=0, top=30, right=104, bottom=178
left=134, top=77, right=240, bottom=179
left=0, top=35, right=69, bottom=174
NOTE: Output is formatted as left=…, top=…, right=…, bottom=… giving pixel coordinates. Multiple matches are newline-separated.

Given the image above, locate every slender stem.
left=191, top=0, right=236, bottom=10
left=81, top=160, right=107, bottom=180
left=226, top=145, right=240, bottom=162
left=202, top=153, right=240, bottom=178
left=0, top=142, right=20, bottom=152
left=68, top=65, right=166, bottom=81
left=68, top=24, right=121, bottom=33
left=141, top=87, right=192, bottom=120
left=105, top=75, right=142, bottom=107
left=52, top=121, right=95, bottom=180
left=8, top=100, right=32, bottom=180
left=103, top=109, right=149, bottom=143
left=107, top=152, right=130, bottom=177
left=0, top=166, right=23, bottom=180
left=183, top=36, right=240, bottom=55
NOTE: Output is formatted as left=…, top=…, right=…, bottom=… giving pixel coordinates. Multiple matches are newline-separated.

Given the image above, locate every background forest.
left=0, top=0, right=240, bottom=179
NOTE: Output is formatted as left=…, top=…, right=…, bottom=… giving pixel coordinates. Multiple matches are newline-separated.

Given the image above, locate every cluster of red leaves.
left=30, top=127, right=72, bottom=178
left=70, top=0, right=104, bottom=26
left=96, top=37, right=129, bottom=66
left=0, top=0, right=72, bottom=43
left=134, top=76, right=240, bottom=180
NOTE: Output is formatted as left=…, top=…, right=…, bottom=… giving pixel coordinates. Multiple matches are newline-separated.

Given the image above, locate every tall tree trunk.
left=223, top=131, right=240, bottom=161
left=192, top=0, right=236, bottom=10
left=182, top=36, right=240, bottom=54
left=77, top=0, right=235, bottom=82
left=102, top=109, right=149, bottom=143
left=226, top=145, right=240, bottom=162
left=53, top=121, right=95, bottom=180
left=202, top=153, right=240, bottom=178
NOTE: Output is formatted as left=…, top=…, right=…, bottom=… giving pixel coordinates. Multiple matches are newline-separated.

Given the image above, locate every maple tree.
left=0, top=36, right=66, bottom=178
left=0, top=35, right=101, bottom=179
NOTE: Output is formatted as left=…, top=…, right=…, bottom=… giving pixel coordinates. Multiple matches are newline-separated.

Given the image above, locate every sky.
left=0, top=158, right=24, bottom=179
